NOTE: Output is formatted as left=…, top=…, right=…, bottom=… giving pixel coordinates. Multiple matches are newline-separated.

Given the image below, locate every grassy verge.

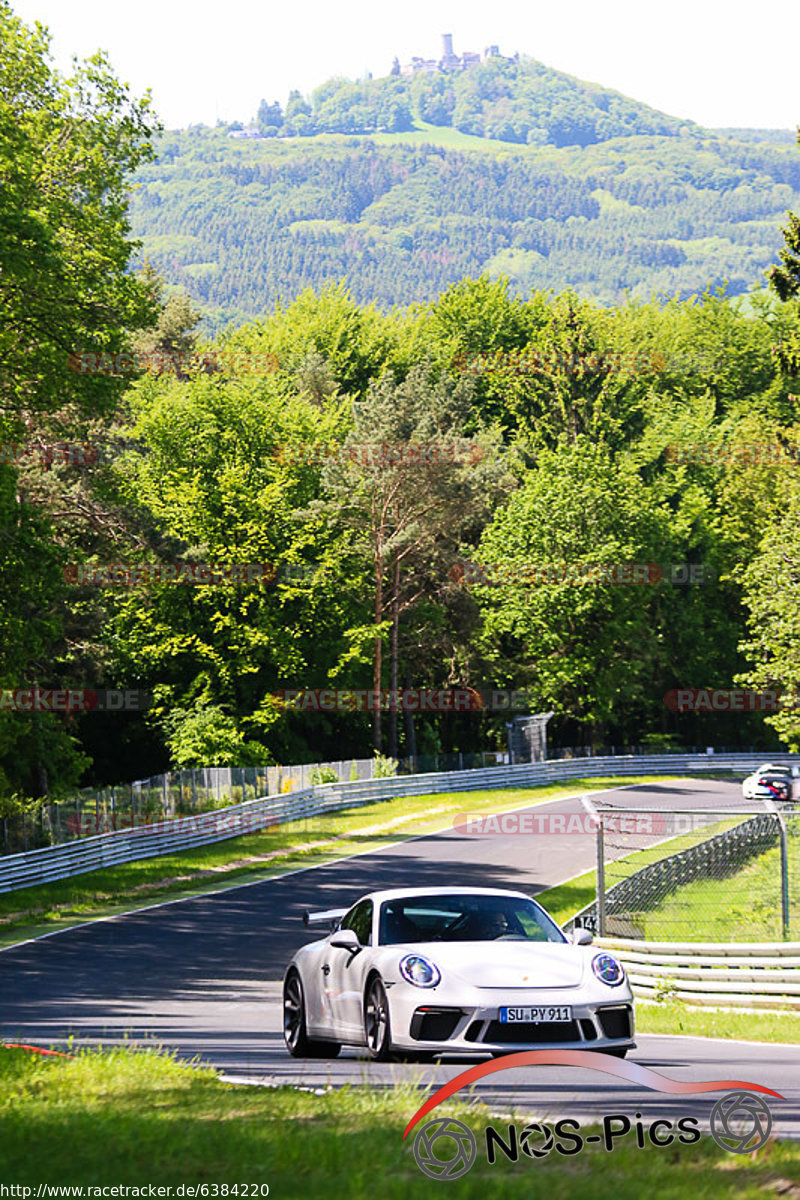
left=0, top=776, right=676, bottom=949
left=535, top=816, right=742, bottom=928
left=633, top=830, right=800, bottom=941
left=635, top=1000, right=800, bottom=1043
left=0, top=1047, right=797, bottom=1197
left=535, top=813, right=800, bottom=1042
left=537, top=808, right=800, bottom=942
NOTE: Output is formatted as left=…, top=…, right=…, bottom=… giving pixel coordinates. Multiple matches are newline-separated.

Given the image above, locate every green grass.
left=636, top=1000, right=800, bottom=1043
left=536, top=808, right=800, bottom=943
left=535, top=811, right=800, bottom=1037
left=536, top=816, right=742, bottom=928
left=0, top=776, right=677, bottom=949
left=1, top=1047, right=798, bottom=1196
left=630, top=831, right=800, bottom=942
left=274, top=118, right=522, bottom=153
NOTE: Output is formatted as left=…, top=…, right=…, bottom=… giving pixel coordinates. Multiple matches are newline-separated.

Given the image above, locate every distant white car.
left=283, top=886, right=635, bottom=1061
left=742, top=763, right=799, bottom=802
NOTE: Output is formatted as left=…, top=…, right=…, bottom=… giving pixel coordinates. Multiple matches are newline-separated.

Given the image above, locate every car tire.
left=364, top=976, right=393, bottom=1061
left=283, top=970, right=341, bottom=1059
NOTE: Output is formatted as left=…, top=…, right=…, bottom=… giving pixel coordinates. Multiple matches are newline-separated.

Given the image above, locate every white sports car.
left=282, top=886, right=635, bottom=1060
left=742, top=763, right=799, bottom=802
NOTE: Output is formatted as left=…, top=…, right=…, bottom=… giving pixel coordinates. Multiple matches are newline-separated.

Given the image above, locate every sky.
left=9, top=0, right=800, bottom=133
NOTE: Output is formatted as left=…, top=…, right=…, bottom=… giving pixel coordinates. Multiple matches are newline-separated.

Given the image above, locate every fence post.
left=596, top=815, right=607, bottom=937
left=774, top=813, right=791, bottom=941
left=763, top=797, right=790, bottom=940
left=780, top=821, right=790, bottom=940
left=580, top=795, right=606, bottom=936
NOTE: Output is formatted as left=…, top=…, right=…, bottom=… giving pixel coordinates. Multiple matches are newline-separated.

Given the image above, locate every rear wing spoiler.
left=303, top=907, right=347, bottom=931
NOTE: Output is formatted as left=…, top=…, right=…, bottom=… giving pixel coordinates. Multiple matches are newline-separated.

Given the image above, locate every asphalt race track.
left=1, top=778, right=798, bottom=1136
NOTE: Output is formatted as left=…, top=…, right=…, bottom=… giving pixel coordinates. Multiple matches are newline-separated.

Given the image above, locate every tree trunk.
left=373, top=553, right=383, bottom=753
left=31, top=684, right=48, bottom=800
left=388, top=551, right=400, bottom=759
left=403, top=664, right=417, bottom=769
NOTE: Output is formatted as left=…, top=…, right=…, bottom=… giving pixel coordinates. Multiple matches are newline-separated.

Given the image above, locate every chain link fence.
left=570, top=798, right=799, bottom=942
left=1, top=762, right=355, bottom=854
left=0, top=751, right=518, bottom=854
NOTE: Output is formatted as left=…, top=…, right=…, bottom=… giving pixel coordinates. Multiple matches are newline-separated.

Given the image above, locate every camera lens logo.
left=413, top=1117, right=477, bottom=1180
left=710, top=1091, right=773, bottom=1153
left=520, top=1122, right=555, bottom=1158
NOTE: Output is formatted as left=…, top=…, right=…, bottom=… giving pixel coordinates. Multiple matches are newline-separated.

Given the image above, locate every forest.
left=130, top=124, right=800, bottom=327
left=2, top=3, right=800, bottom=806
left=252, top=54, right=691, bottom=145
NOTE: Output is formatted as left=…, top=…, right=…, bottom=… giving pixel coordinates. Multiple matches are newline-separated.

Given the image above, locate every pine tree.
left=770, top=211, right=800, bottom=301
left=768, top=130, right=800, bottom=376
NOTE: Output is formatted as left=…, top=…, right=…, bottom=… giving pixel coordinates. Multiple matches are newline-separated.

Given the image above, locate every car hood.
left=396, top=940, right=587, bottom=989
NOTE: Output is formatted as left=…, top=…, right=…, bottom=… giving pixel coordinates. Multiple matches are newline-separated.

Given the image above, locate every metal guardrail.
left=595, top=936, right=800, bottom=1010
left=0, top=751, right=797, bottom=895
left=6, top=751, right=523, bottom=855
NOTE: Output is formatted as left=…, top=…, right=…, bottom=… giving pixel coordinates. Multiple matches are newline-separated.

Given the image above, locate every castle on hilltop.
left=400, top=34, right=510, bottom=76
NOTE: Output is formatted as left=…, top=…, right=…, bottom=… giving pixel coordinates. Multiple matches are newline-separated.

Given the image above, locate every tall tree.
left=768, top=128, right=800, bottom=376
left=0, top=3, right=158, bottom=798
left=472, top=438, right=671, bottom=744
left=316, top=364, right=511, bottom=754
left=736, top=477, right=800, bottom=750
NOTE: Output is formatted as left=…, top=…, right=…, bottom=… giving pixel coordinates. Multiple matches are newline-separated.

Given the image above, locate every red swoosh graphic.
left=402, top=1050, right=784, bottom=1139
left=2, top=1043, right=73, bottom=1058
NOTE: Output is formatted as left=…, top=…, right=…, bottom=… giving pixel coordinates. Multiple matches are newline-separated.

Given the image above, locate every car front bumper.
left=387, top=986, right=635, bottom=1054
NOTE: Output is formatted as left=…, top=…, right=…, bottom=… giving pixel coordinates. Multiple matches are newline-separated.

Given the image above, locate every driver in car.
left=472, top=910, right=509, bottom=939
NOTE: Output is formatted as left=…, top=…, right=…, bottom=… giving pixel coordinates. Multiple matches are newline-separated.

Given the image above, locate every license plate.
left=499, top=1005, right=572, bottom=1023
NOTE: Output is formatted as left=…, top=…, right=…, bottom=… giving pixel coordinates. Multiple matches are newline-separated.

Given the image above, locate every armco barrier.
left=0, top=752, right=796, bottom=895
left=594, top=936, right=800, bottom=1010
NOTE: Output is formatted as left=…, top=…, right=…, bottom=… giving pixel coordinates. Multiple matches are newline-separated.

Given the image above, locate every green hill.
left=258, top=54, right=693, bottom=146
left=128, top=57, right=800, bottom=328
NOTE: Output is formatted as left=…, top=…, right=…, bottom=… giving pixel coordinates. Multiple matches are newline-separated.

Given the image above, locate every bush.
left=372, top=752, right=398, bottom=778
left=310, top=765, right=339, bottom=785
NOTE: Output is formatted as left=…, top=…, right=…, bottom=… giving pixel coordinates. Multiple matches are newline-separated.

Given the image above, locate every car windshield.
left=378, top=894, right=566, bottom=946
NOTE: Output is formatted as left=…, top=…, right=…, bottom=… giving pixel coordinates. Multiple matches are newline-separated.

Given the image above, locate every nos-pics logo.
left=405, top=1052, right=780, bottom=1180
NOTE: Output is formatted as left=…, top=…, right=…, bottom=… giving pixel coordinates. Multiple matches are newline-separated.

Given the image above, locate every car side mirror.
left=330, top=928, right=361, bottom=951
left=571, top=928, right=593, bottom=945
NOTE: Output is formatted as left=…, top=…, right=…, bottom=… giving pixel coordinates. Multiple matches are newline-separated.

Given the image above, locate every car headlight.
left=592, top=953, right=625, bottom=987
left=399, top=954, right=441, bottom=988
